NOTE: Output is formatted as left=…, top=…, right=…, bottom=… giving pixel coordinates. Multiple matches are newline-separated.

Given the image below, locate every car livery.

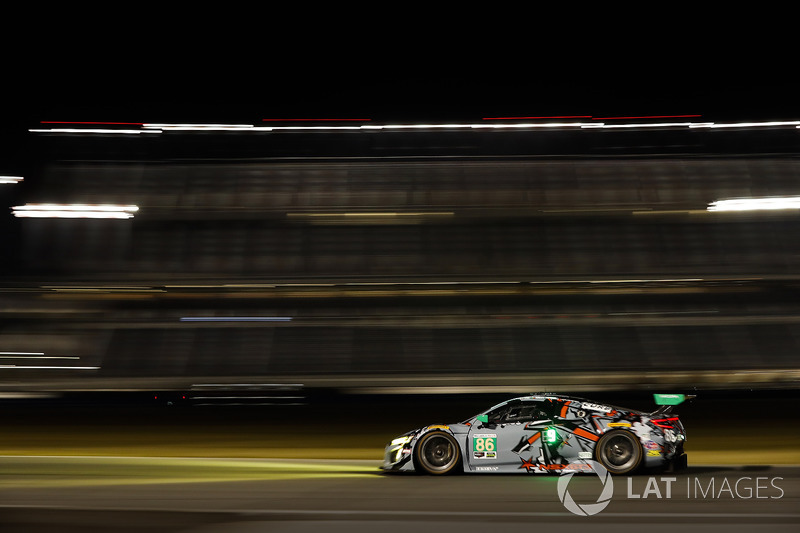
left=382, top=393, right=690, bottom=475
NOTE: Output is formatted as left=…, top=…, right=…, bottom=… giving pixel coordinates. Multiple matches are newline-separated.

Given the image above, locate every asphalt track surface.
left=0, top=391, right=798, bottom=532
left=0, top=457, right=798, bottom=532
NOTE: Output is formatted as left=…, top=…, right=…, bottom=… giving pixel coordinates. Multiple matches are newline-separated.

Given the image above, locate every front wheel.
left=414, top=431, right=461, bottom=475
left=595, top=430, right=643, bottom=474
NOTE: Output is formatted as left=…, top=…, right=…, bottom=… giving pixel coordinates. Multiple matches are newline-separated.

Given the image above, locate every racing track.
left=0, top=458, right=798, bottom=532
left=0, top=391, right=798, bottom=531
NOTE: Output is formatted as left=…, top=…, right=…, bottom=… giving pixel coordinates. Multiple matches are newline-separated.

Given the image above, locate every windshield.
left=463, top=398, right=552, bottom=424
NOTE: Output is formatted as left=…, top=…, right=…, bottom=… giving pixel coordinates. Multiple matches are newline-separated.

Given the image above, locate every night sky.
left=4, top=22, right=797, bottom=156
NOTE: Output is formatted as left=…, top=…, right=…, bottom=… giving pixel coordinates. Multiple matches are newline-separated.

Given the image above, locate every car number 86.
left=473, top=437, right=496, bottom=452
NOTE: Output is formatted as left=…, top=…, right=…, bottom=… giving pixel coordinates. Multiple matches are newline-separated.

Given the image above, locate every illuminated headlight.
left=386, top=435, right=414, bottom=464
left=391, top=435, right=413, bottom=446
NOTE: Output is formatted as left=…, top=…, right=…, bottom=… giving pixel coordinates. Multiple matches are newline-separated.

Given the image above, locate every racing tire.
left=595, top=430, right=643, bottom=475
left=413, top=431, right=462, bottom=475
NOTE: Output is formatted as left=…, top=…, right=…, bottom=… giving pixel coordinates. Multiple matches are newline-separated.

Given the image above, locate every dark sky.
left=7, top=21, right=798, bottom=126
left=0, top=13, right=794, bottom=194
left=18, top=54, right=797, bottom=124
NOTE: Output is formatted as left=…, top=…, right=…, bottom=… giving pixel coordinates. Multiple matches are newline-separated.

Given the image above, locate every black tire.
left=413, top=431, right=461, bottom=475
left=595, top=430, right=643, bottom=475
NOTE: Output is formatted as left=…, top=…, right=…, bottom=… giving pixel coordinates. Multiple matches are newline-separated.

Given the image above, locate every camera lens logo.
left=556, top=460, right=614, bottom=516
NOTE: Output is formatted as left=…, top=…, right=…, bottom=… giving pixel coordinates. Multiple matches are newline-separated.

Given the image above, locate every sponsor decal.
left=427, top=425, right=450, bottom=430
left=539, top=463, right=593, bottom=471
left=643, top=441, right=661, bottom=450
left=476, top=466, right=499, bottom=471
left=578, top=451, right=593, bottom=459
left=580, top=402, right=612, bottom=413
left=608, top=422, right=632, bottom=427
left=473, top=451, right=498, bottom=459
left=647, top=450, right=662, bottom=457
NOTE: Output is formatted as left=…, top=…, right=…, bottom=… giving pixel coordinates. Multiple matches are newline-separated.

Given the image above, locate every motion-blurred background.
left=4, top=108, right=800, bottom=400
left=2, top=38, right=799, bottom=435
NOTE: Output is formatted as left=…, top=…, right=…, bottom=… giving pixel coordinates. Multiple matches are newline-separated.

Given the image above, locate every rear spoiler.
left=650, top=393, right=696, bottom=416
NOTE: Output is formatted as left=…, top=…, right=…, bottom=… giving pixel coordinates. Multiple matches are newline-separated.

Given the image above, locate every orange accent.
left=559, top=401, right=572, bottom=417
left=573, top=428, right=599, bottom=442
left=527, top=433, right=541, bottom=445
left=519, top=457, right=537, bottom=471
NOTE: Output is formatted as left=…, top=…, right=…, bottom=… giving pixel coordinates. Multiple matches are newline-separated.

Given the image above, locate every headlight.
left=391, top=435, right=413, bottom=446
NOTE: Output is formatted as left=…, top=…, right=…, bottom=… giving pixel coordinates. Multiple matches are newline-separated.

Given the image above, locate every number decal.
left=474, top=437, right=496, bottom=451
left=473, top=433, right=497, bottom=459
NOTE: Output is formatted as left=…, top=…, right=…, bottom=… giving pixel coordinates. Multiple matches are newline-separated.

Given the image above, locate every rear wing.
left=649, top=393, right=696, bottom=416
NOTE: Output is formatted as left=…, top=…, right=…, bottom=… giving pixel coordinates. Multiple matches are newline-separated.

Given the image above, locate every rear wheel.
left=414, top=431, right=461, bottom=475
left=595, top=430, right=643, bottom=474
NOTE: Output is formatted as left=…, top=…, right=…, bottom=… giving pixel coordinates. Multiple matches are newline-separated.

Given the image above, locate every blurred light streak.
left=41, top=121, right=145, bottom=125
left=592, top=115, right=703, bottom=120
left=708, top=196, right=800, bottom=211
left=143, top=123, right=255, bottom=131
left=0, top=176, right=23, bottom=184
left=28, top=128, right=160, bottom=134
left=343, top=280, right=520, bottom=286
left=288, top=211, right=454, bottom=217
left=179, top=317, right=293, bottom=322
left=12, top=204, right=139, bottom=219
left=29, top=118, right=800, bottom=135
left=691, top=121, right=800, bottom=129
left=588, top=278, right=704, bottom=283
left=261, top=118, right=372, bottom=122
left=483, top=116, right=593, bottom=120
left=581, top=122, right=697, bottom=129
left=0, top=355, right=80, bottom=359
left=0, top=365, right=99, bottom=370
left=0, top=393, right=58, bottom=398
left=41, top=286, right=164, bottom=293
left=472, top=122, right=591, bottom=129
left=191, top=383, right=304, bottom=388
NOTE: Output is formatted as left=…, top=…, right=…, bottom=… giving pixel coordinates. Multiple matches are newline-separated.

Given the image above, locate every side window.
left=485, top=407, right=507, bottom=423
left=485, top=401, right=517, bottom=423
left=504, top=406, right=524, bottom=421
left=504, top=403, right=550, bottom=423
left=537, top=399, right=559, bottom=419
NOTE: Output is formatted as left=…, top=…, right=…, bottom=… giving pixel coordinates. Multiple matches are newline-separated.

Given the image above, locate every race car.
left=382, top=393, right=690, bottom=475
